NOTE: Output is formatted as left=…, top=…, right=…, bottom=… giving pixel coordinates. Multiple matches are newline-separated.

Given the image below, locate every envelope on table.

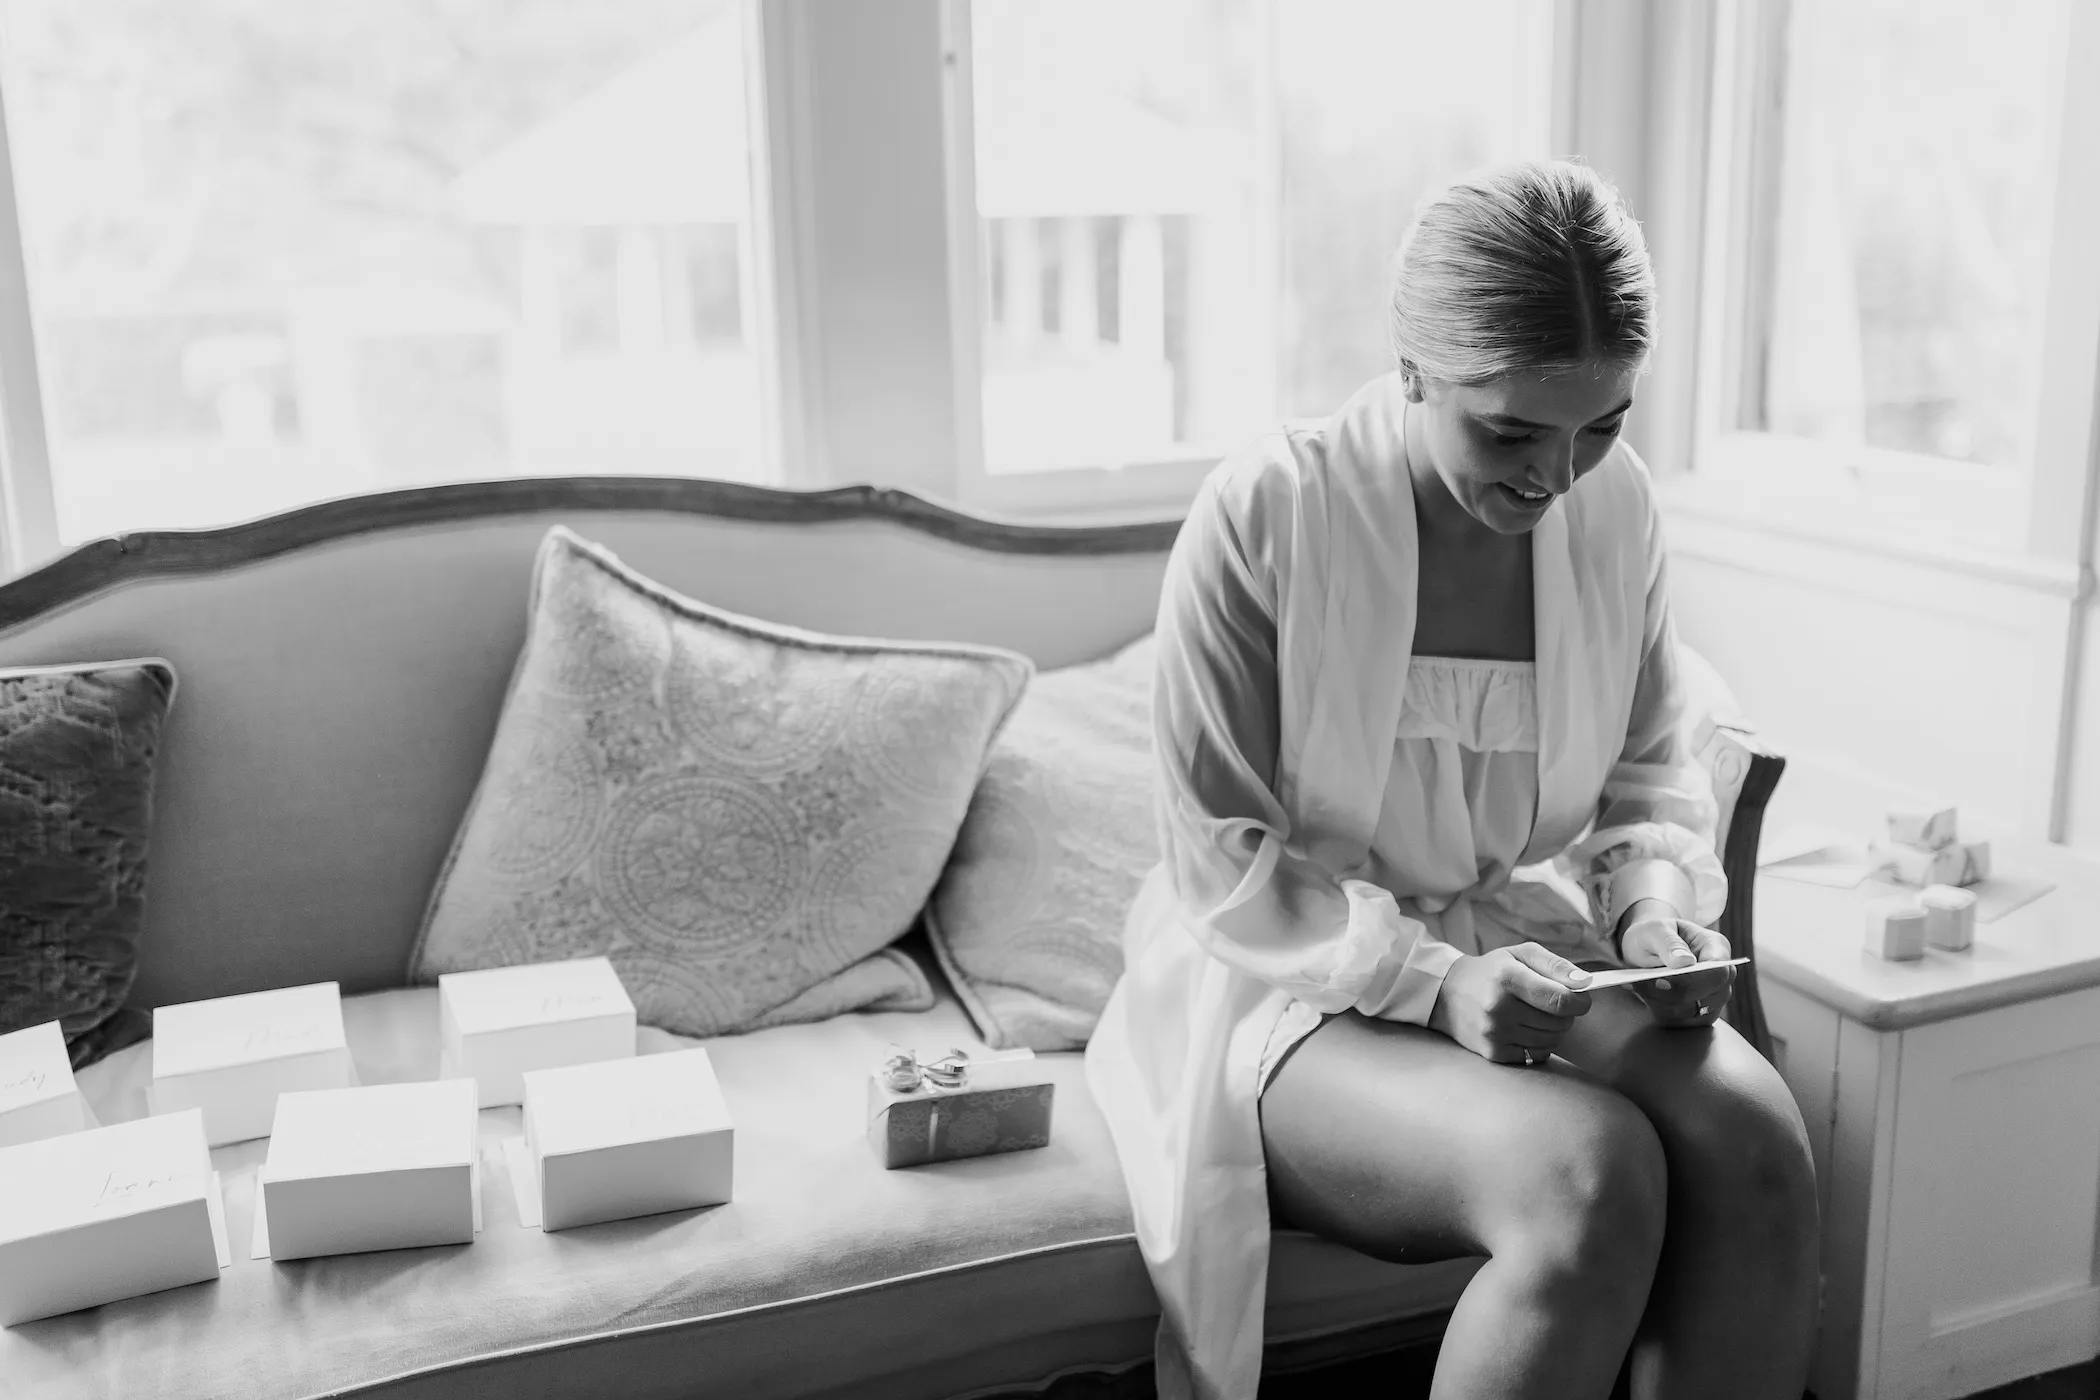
left=0, top=1108, right=229, bottom=1326
left=439, top=957, right=636, bottom=1108
left=147, top=981, right=357, bottom=1147
left=255, top=1079, right=479, bottom=1262
left=0, top=1020, right=97, bottom=1149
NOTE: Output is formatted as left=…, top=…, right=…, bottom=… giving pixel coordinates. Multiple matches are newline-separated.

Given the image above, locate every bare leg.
left=1261, top=1012, right=1668, bottom=1400
left=1556, top=988, right=1820, bottom=1400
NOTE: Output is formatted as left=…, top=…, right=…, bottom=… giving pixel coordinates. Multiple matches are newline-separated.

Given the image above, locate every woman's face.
left=1403, top=365, right=1640, bottom=536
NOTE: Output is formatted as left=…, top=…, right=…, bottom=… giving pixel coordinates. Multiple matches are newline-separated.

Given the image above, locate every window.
left=965, top=0, right=1554, bottom=481
left=1697, top=0, right=2069, bottom=555
left=0, top=0, right=764, bottom=550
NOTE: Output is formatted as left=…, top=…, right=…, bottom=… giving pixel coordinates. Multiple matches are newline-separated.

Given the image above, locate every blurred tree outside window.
left=0, top=0, right=761, bottom=544
left=968, top=0, right=1553, bottom=475
left=1747, top=0, right=2061, bottom=473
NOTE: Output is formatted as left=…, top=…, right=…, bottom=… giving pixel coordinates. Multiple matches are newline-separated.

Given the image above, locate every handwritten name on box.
left=438, top=958, right=636, bottom=1108
left=0, top=1109, right=229, bottom=1325
left=256, top=1080, right=479, bottom=1262
left=0, top=1021, right=93, bottom=1148
left=514, top=1048, right=733, bottom=1231
left=147, top=982, right=357, bottom=1146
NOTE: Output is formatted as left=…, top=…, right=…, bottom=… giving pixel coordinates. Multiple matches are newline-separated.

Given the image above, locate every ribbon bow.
left=881, top=1046, right=974, bottom=1093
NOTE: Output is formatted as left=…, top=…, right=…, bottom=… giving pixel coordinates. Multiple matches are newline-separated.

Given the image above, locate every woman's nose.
left=1535, top=439, right=1577, bottom=493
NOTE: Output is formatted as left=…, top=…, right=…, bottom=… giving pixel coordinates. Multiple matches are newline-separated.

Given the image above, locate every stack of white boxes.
left=0, top=954, right=740, bottom=1326
left=1864, top=803, right=1983, bottom=961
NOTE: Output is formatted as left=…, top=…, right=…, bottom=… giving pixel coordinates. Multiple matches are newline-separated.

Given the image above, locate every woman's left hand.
left=1617, top=898, right=1734, bottom=1028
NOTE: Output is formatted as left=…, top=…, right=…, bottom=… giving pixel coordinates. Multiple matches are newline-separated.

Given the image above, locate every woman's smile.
left=1497, top=482, right=1555, bottom=510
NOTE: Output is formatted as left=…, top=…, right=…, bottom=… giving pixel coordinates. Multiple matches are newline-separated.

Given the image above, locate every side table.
left=1753, top=765, right=2100, bottom=1400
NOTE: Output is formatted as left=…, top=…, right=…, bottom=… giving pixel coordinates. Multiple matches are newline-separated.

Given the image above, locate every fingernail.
left=1567, top=969, right=1591, bottom=984
left=1654, top=978, right=1673, bottom=992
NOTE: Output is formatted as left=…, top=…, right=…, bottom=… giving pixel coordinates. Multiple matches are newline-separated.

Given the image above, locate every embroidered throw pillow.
left=0, top=659, right=177, bottom=1068
left=409, top=528, right=1033, bottom=1039
left=925, top=633, right=1157, bottom=1050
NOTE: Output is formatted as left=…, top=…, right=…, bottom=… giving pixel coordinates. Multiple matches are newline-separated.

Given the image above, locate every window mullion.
left=748, top=0, right=966, bottom=502
left=0, top=71, right=60, bottom=574
left=2021, top=0, right=2100, bottom=568
left=2018, top=0, right=2100, bottom=839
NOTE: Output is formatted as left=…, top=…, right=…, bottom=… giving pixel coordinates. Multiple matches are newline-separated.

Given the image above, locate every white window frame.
left=939, top=0, right=1577, bottom=524
left=0, top=67, right=58, bottom=575
left=1658, top=0, right=2100, bottom=582
left=937, top=0, right=1253, bottom=523
left=0, top=0, right=1654, bottom=561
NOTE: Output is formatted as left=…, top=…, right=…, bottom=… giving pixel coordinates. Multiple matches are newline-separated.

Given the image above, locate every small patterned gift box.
left=866, top=1046, right=1055, bottom=1169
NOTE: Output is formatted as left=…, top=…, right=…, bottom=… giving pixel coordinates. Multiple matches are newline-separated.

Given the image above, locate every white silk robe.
left=1082, top=373, right=1729, bottom=1400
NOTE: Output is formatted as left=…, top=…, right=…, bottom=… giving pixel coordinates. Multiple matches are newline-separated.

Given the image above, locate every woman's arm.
left=1568, top=470, right=1729, bottom=949
left=1151, top=464, right=1458, bottom=1022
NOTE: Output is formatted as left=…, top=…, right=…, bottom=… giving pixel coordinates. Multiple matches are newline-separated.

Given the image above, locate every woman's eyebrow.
left=1478, top=400, right=1634, bottom=430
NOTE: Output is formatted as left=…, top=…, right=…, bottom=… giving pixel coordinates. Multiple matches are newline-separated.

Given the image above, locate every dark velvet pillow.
left=0, top=660, right=176, bottom=1068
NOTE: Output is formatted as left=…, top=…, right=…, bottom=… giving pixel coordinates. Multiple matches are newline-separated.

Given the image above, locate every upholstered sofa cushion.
left=926, top=634, right=1158, bottom=1051
left=409, top=527, right=1033, bottom=1039
left=0, top=659, right=176, bottom=1068
left=9, top=961, right=1475, bottom=1400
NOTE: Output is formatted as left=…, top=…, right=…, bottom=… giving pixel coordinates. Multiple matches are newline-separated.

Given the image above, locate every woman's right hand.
left=1426, top=943, right=1594, bottom=1065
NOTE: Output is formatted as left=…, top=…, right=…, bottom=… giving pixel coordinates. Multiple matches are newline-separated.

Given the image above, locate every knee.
left=1667, top=1057, right=1820, bottom=1253
left=1492, top=1094, right=1668, bottom=1282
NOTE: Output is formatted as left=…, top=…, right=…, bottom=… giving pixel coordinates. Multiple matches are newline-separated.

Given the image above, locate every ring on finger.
left=1521, top=1047, right=1542, bottom=1066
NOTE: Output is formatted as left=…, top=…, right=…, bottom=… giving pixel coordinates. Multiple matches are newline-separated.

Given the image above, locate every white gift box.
left=255, top=1079, right=479, bottom=1262
left=1920, top=884, right=1979, bottom=952
left=147, top=982, right=357, bottom=1146
left=0, top=1108, right=228, bottom=1326
left=1868, top=839, right=1967, bottom=889
left=1864, top=898, right=1928, bottom=962
left=438, top=958, right=636, bottom=1108
left=0, top=1021, right=95, bottom=1149
left=507, top=1047, right=733, bottom=1231
left=1885, top=803, right=1959, bottom=851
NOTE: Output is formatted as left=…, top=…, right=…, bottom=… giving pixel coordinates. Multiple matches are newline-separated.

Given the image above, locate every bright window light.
left=968, top=0, right=1553, bottom=476
left=0, top=0, right=763, bottom=544
left=1746, top=0, right=2062, bottom=471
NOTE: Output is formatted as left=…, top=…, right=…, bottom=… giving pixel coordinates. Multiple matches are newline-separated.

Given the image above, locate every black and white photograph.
left=0, top=3, right=2093, bottom=1399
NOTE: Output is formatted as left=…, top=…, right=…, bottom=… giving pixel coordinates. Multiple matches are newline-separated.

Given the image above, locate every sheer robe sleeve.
left=1566, top=483, right=1730, bottom=938
left=1151, top=468, right=1461, bottom=1023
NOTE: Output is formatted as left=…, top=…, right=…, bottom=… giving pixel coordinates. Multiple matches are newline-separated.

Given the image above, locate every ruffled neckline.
left=1397, top=654, right=1538, bottom=754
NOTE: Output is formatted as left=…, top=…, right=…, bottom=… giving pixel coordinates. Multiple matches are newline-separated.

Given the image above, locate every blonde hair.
left=1390, top=159, right=1654, bottom=386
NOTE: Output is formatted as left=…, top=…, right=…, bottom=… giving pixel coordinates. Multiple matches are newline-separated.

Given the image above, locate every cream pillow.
left=409, top=527, right=1033, bottom=1039
left=925, top=633, right=1158, bottom=1050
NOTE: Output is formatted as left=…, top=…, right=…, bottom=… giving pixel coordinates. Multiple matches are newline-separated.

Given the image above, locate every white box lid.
left=0, top=1021, right=75, bottom=1113
left=527, top=1049, right=729, bottom=1157
left=152, top=982, right=347, bottom=1078
left=439, top=957, right=635, bottom=1036
left=0, top=1109, right=212, bottom=1246
left=262, top=1080, right=476, bottom=1182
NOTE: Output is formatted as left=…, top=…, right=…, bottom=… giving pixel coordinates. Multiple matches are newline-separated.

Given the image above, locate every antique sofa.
left=0, top=478, right=1781, bottom=1400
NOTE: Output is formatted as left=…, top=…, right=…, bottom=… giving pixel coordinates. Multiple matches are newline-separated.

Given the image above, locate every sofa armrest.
left=1703, top=724, right=1785, bottom=1062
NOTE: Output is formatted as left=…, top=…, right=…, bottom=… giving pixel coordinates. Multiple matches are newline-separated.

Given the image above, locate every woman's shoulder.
left=1196, top=422, right=1332, bottom=564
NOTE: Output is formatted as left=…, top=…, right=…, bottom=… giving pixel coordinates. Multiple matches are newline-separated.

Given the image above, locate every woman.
left=1083, top=160, right=1820, bottom=1400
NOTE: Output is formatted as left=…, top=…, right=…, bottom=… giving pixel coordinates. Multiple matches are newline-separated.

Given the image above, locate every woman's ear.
left=1398, top=366, right=1425, bottom=403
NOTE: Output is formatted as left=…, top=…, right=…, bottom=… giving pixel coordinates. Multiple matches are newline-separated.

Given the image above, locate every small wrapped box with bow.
left=867, top=1046, right=1055, bottom=1169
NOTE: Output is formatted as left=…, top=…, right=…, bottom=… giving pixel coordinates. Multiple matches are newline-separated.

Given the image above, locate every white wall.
left=1665, top=512, right=2075, bottom=842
